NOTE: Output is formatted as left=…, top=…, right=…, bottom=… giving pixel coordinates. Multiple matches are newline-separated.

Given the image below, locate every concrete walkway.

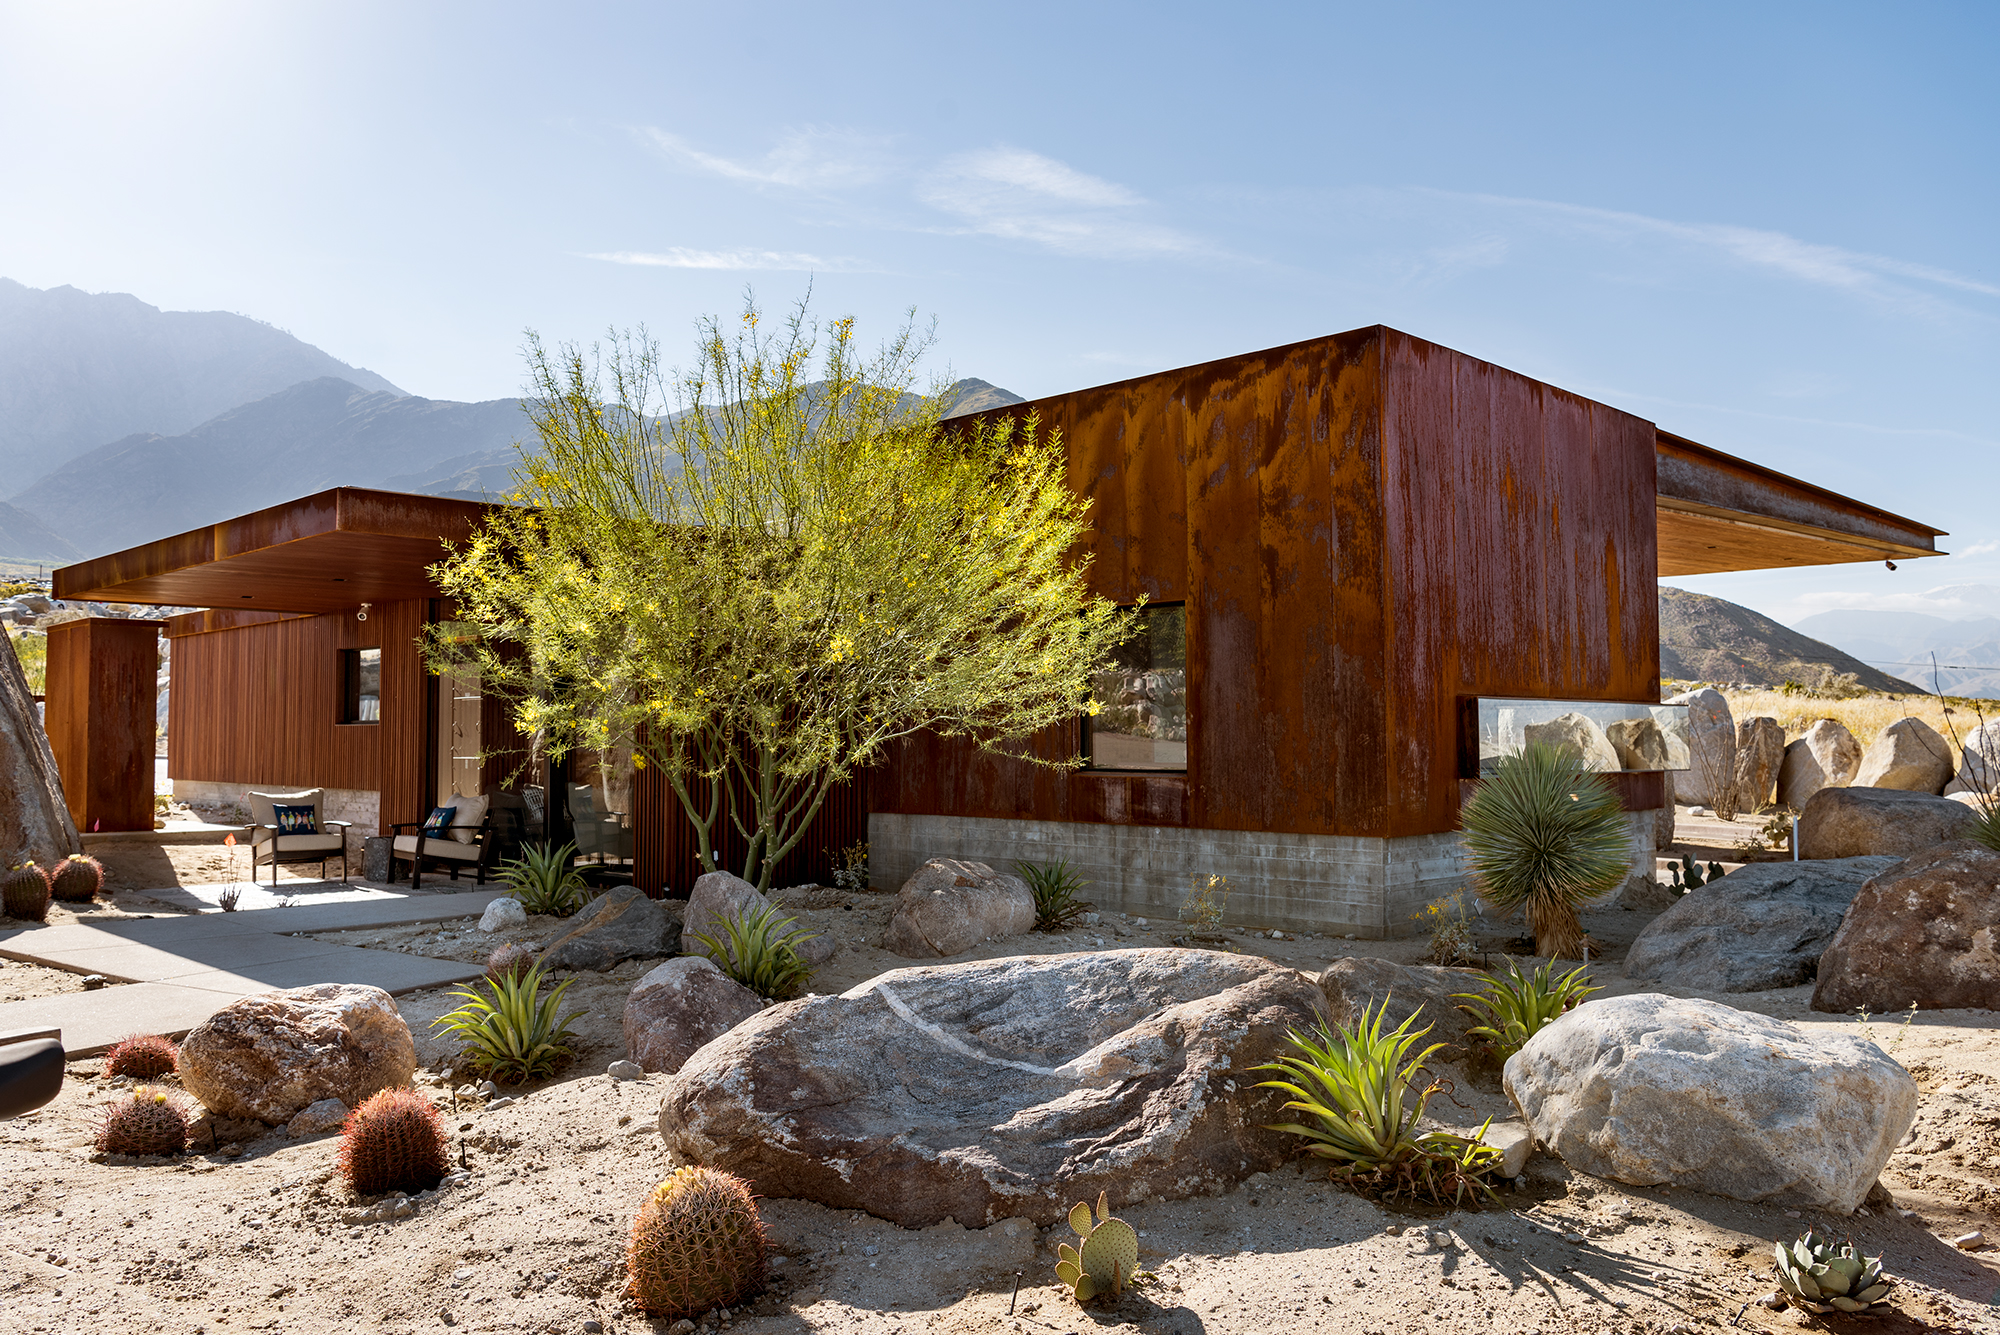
left=0, top=890, right=502, bottom=1055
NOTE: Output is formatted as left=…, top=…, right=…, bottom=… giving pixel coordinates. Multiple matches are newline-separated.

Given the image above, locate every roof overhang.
left=1654, top=431, right=1943, bottom=576
left=53, top=488, right=493, bottom=615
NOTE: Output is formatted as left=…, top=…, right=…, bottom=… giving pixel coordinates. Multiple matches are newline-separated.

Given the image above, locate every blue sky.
left=3, top=1, right=1996, bottom=626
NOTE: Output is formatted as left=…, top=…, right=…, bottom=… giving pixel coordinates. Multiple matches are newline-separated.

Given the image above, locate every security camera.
left=357, top=602, right=371, bottom=622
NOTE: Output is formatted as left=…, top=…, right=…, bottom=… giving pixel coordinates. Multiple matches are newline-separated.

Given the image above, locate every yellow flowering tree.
left=430, top=297, right=1132, bottom=890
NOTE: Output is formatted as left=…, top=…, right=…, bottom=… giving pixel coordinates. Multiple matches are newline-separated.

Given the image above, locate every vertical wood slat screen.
left=631, top=751, right=870, bottom=898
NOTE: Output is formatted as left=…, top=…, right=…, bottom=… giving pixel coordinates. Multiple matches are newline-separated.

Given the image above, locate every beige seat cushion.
left=253, top=833, right=345, bottom=859
left=248, top=789, right=324, bottom=847
left=393, top=835, right=483, bottom=862
left=446, top=793, right=488, bottom=844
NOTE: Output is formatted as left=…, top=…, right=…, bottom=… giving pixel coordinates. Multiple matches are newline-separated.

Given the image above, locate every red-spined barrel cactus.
left=485, top=942, right=536, bottom=983
left=105, top=1033, right=179, bottom=1080
left=626, top=1166, right=769, bottom=1318
left=50, top=853, right=104, bottom=903
left=338, top=1088, right=450, bottom=1196
left=96, top=1088, right=192, bottom=1157
left=2, top=862, right=50, bottom=922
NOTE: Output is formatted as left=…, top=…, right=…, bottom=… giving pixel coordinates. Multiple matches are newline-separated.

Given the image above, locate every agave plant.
left=1016, top=858, right=1093, bottom=931
left=1453, top=957, right=1600, bottom=1059
left=497, top=842, right=590, bottom=917
left=687, top=903, right=813, bottom=1001
left=1774, top=1229, right=1894, bottom=1314
left=1460, top=742, right=1630, bottom=958
left=1254, top=999, right=1504, bottom=1205
left=432, top=961, right=586, bottom=1084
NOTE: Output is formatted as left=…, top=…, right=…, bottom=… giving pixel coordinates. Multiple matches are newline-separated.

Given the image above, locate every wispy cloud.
left=918, top=146, right=1205, bottom=259
left=1788, top=581, right=2000, bottom=620
left=581, top=248, right=871, bottom=272
left=639, top=126, right=898, bottom=192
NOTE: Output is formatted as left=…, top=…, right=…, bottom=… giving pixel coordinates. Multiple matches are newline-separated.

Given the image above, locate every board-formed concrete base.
left=868, top=813, right=1471, bottom=939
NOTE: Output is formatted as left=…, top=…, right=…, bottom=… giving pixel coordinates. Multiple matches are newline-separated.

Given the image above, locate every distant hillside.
left=1659, top=585, right=1920, bottom=694
left=0, top=279, right=402, bottom=494
left=1794, top=605, right=2000, bottom=699
left=0, top=499, right=81, bottom=565
left=14, top=379, right=525, bottom=558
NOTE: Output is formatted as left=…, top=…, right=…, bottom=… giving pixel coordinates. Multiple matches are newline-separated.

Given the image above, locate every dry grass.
left=3, top=625, right=44, bottom=694
left=1718, top=686, right=1996, bottom=751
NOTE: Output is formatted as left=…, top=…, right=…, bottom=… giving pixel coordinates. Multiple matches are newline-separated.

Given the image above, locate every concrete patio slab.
left=0, top=983, right=267, bottom=1056
left=157, top=951, right=483, bottom=996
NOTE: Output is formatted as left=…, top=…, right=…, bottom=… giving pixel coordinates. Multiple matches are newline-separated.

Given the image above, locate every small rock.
left=607, top=1060, right=643, bottom=1080
left=583, top=1323, right=604, bottom=1334
left=478, top=896, right=527, bottom=933
left=453, top=1268, right=474, bottom=1280
left=669, top=1323, right=696, bottom=1335
left=1479, top=1120, right=1535, bottom=1178
left=486, top=1096, right=516, bottom=1110
left=1758, top=1291, right=1788, bottom=1310
left=1954, top=1230, right=1987, bottom=1250
left=284, top=1097, right=351, bottom=1138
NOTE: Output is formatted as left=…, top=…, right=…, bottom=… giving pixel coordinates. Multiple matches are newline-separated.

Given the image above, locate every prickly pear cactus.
left=1055, top=1191, right=1139, bottom=1304
left=1774, top=1229, right=1893, bottom=1314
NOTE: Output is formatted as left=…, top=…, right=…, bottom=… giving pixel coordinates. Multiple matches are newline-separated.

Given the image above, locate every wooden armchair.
left=389, top=793, right=497, bottom=890
left=246, top=789, right=352, bottom=885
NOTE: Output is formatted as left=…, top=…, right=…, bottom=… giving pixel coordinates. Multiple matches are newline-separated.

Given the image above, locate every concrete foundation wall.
left=868, top=813, right=1471, bottom=939
left=171, top=778, right=380, bottom=837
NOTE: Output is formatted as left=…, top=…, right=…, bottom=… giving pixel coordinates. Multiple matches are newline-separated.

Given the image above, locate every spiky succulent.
left=105, top=1033, right=179, bottom=1079
left=338, top=1087, right=451, bottom=1196
left=3, top=861, right=51, bottom=922
left=1056, top=1192, right=1140, bottom=1304
left=485, top=942, right=536, bottom=983
left=626, top=1166, right=769, bottom=1318
left=96, top=1087, right=191, bottom=1157
left=49, top=853, right=104, bottom=903
left=1774, top=1229, right=1893, bottom=1314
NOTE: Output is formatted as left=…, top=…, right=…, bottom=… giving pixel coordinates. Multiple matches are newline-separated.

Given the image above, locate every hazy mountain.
left=1659, top=585, right=1920, bottom=694
left=382, top=377, right=1028, bottom=499
left=1794, top=604, right=2000, bottom=699
left=0, top=279, right=402, bottom=493
left=0, top=499, right=81, bottom=565
left=12, top=378, right=526, bottom=559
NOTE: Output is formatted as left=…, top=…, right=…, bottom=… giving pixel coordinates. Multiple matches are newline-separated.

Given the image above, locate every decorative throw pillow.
left=420, top=805, right=456, bottom=839
left=448, top=793, right=489, bottom=844
left=272, top=803, right=318, bottom=836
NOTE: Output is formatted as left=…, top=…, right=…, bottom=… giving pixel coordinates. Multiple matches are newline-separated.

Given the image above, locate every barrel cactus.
left=1056, top=1192, right=1140, bottom=1304
left=626, top=1166, right=769, bottom=1318
left=338, top=1088, right=451, bottom=1196
left=3, top=862, right=51, bottom=922
left=1775, top=1229, right=1893, bottom=1314
left=105, top=1033, right=179, bottom=1079
left=96, top=1088, right=192, bottom=1157
left=485, top=942, right=536, bottom=983
left=50, top=853, right=104, bottom=903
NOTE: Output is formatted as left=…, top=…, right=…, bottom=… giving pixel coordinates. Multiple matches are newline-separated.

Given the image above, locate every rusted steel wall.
left=46, top=617, right=162, bottom=833
left=875, top=325, right=1662, bottom=840
left=631, top=751, right=870, bottom=897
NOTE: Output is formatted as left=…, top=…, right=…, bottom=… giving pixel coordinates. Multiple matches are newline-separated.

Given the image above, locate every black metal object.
left=0, top=1039, right=64, bottom=1119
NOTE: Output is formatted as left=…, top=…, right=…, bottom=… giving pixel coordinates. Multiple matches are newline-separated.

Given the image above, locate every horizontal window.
left=1466, top=697, right=1691, bottom=775
left=1084, top=604, right=1187, bottom=772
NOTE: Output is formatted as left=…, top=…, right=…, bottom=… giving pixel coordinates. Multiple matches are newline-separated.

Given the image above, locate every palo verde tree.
left=430, top=297, right=1134, bottom=890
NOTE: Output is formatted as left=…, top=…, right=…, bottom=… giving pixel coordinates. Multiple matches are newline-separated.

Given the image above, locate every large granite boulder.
left=0, top=631, right=80, bottom=869
left=1524, top=712, right=1620, bottom=771
left=1606, top=717, right=1671, bottom=772
left=657, top=949, right=1325, bottom=1227
left=1946, top=718, right=2000, bottom=795
left=538, top=887, right=681, bottom=972
left=1622, top=857, right=1899, bottom=992
left=1733, top=716, right=1786, bottom=811
left=1813, top=844, right=2000, bottom=1013
left=682, top=871, right=834, bottom=967
left=1318, top=957, right=1483, bottom=1057
left=1504, top=994, right=1917, bottom=1213
left=1666, top=688, right=1735, bottom=809
left=1777, top=718, right=1863, bottom=810
left=1853, top=716, right=1954, bottom=793
left=882, top=858, right=1036, bottom=958
left=179, top=983, right=416, bottom=1125
left=624, top=956, right=765, bottom=1074
left=1796, top=785, right=1976, bottom=859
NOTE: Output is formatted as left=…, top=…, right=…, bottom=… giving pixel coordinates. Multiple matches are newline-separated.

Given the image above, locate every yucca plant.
left=1460, top=741, right=1630, bottom=959
left=432, top=961, right=586, bottom=1084
left=1454, top=957, right=1600, bottom=1060
left=497, top=841, right=590, bottom=917
left=1254, top=999, right=1504, bottom=1205
left=687, top=903, right=813, bottom=1001
left=1015, top=858, right=1093, bottom=931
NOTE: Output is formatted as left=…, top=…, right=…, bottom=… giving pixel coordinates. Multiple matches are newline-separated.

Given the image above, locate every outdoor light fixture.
left=357, top=602, right=371, bottom=622
left=1885, top=560, right=1897, bottom=571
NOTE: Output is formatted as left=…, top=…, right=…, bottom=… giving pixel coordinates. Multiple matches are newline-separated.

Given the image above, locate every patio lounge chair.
left=568, top=783, right=633, bottom=865
left=246, top=788, right=352, bottom=886
left=389, top=793, right=496, bottom=890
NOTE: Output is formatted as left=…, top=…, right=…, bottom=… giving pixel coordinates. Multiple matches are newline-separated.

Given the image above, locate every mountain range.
left=1659, top=585, right=1921, bottom=694
left=1793, top=601, right=2000, bottom=699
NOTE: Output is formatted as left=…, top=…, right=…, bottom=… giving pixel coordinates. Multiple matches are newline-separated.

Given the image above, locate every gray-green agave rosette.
left=1774, top=1229, right=1893, bottom=1313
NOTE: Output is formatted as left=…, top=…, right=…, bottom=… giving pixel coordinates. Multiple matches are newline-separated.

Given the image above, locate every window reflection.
left=1470, top=697, right=1690, bottom=774
left=1086, top=605, right=1187, bottom=772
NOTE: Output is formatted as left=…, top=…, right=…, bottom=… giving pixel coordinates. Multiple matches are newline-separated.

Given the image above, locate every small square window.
left=1084, top=604, right=1186, bottom=771
left=340, top=647, right=381, bottom=724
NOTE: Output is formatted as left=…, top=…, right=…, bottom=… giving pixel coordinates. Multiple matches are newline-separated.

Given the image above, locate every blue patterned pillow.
left=273, top=803, right=318, bottom=835
left=420, top=806, right=455, bottom=838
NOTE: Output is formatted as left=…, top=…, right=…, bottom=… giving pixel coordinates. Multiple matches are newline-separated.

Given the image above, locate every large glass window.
left=339, top=647, right=381, bottom=723
left=1467, top=696, right=1691, bottom=775
left=1085, top=604, right=1187, bottom=771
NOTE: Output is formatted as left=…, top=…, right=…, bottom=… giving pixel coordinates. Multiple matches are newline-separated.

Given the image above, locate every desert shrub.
left=1453, top=958, right=1599, bottom=1060
left=338, top=1088, right=451, bottom=1195
left=1254, top=999, right=1504, bottom=1206
left=105, top=1033, right=178, bottom=1079
left=96, top=1088, right=191, bottom=1156
left=828, top=840, right=869, bottom=892
left=687, top=904, right=812, bottom=1000
left=1016, top=858, right=1093, bottom=931
left=432, top=962, right=585, bottom=1084
left=1413, top=894, right=1479, bottom=966
left=1460, top=742, right=1629, bottom=959
left=49, top=853, right=104, bottom=903
left=627, top=1165, right=769, bottom=1318
left=2, top=862, right=51, bottom=922
left=497, top=842, right=590, bottom=917
left=1179, top=873, right=1229, bottom=931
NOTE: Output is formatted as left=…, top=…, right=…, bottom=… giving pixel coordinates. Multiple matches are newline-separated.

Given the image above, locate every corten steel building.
left=47, top=326, right=1943, bottom=936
